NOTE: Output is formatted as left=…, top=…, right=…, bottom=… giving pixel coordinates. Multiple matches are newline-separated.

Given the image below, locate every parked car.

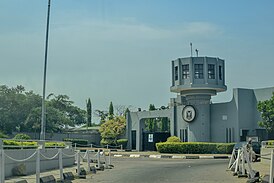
left=233, top=141, right=261, bottom=161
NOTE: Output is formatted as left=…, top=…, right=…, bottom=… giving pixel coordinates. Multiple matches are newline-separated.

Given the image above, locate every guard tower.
left=170, top=56, right=227, bottom=142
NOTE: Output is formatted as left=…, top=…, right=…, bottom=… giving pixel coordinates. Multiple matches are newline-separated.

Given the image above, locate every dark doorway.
left=131, top=130, right=136, bottom=150
left=240, top=130, right=249, bottom=141
left=142, top=132, right=170, bottom=151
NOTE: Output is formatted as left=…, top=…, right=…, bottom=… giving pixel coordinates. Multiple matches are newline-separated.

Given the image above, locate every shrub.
left=156, top=142, right=235, bottom=154
left=100, top=139, right=114, bottom=146
left=63, top=138, right=88, bottom=147
left=117, top=139, right=128, bottom=149
left=45, top=142, right=66, bottom=148
left=2, top=140, right=65, bottom=149
left=13, top=133, right=31, bottom=140
left=3, top=140, right=37, bottom=149
left=265, top=140, right=274, bottom=148
left=166, top=136, right=181, bottom=142
left=0, top=132, right=8, bottom=138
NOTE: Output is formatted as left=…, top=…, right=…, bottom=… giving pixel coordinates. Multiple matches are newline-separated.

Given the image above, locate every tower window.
left=174, top=66, right=178, bottom=80
left=182, top=64, right=189, bottom=79
left=194, top=64, right=203, bottom=79
left=219, top=66, right=222, bottom=80
left=208, top=64, right=215, bottom=79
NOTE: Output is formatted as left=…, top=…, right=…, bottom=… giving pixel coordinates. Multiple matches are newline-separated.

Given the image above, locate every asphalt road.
left=90, top=157, right=247, bottom=183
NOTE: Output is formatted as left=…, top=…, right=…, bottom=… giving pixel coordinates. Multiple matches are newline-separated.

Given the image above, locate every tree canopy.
left=257, top=92, right=274, bottom=132
left=0, top=84, right=87, bottom=134
left=98, top=102, right=130, bottom=145
left=86, top=98, right=92, bottom=127
left=99, top=116, right=126, bottom=145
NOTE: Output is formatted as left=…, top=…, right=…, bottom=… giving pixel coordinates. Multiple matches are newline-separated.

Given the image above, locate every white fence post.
left=77, top=151, right=80, bottom=177
left=87, top=150, right=90, bottom=173
left=108, top=150, right=112, bottom=166
left=90, top=144, right=93, bottom=148
left=97, top=150, right=101, bottom=168
left=106, top=144, right=109, bottom=149
left=270, top=149, right=274, bottom=183
left=59, top=149, right=63, bottom=181
left=0, top=149, right=5, bottom=183
left=36, top=149, right=40, bottom=183
left=120, top=144, right=123, bottom=150
left=241, top=147, right=245, bottom=174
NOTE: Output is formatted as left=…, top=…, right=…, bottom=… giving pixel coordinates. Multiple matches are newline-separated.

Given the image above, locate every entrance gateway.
left=126, top=55, right=274, bottom=151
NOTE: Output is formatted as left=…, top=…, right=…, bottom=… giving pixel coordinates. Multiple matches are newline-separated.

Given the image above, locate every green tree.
left=94, top=109, right=108, bottom=124
left=0, top=84, right=86, bottom=135
left=86, top=98, right=92, bottom=127
left=145, top=104, right=156, bottom=132
left=47, top=94, right=87, bottom=126
left=109, top=101, right=114, bottom=119
left=257, top=93, right=274, bottom=133
left=0, top=85, right=41, bottom=134
left=124, top=108, right=130, bottom=117
left=99, top=116, right=126, bottom=145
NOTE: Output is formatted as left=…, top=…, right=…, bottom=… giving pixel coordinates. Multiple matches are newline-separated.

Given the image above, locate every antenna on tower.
left=195, top=49, right=199, bottom=57
left=190, top=42, right=193, bottom=57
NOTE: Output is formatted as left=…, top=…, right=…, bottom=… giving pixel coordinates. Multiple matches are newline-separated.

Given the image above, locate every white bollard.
left=77, top=151, right=81, bottom=177
left=36, top=149, right=40, bottom=183
left=0, top=149, right=5, bottom=183
left=87, top=150, right=91, bottom=173
left=120, top=144, right=123, bottom=150
left=108, top=150, right=112, bottom=166
left=97, top=150, right=101, bottom=168
left=59, top=149, right=63, bottom=181
left=106, top=144, right=109, bottom=149
left=241, top=147, right=245, bottom=175
left=244, top=147, right=255, bottom=178
left=270, top=149, right=274, bottom=183
left=103, top=151, right=108, bottom=168
left=91, top=144, right=93, bottom=148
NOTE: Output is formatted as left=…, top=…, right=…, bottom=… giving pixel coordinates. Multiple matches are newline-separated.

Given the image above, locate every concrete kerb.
left=111, top=152, right=230, bottom=159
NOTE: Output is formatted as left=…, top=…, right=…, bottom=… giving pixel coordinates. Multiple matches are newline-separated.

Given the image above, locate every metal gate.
left=142, top=132, right=170, bottom=151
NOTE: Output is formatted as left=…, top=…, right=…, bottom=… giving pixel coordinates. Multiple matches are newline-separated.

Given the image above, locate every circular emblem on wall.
left=182, top=105, right=196, bottom=122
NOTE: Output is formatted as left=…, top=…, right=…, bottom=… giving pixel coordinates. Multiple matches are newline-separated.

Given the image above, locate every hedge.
left=117, top=139, right=128, bottom=149
left=156, top=142, right=235, bottom=154
left=2, top=140, right=66, bottom=149
left=63, top=138, right=88, bottom=147
left=45, top=142, right=66, bottom=148
left=263, top=140, right=274, bottom=148
left=166, top=136, right=181, bottom=143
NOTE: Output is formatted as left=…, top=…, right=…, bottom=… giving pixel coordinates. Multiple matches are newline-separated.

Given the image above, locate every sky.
left=1, top=1, right=274, bottom=121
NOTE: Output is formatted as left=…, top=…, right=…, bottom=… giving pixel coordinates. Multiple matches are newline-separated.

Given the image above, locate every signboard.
left=148, top=134, right=153, bottom=142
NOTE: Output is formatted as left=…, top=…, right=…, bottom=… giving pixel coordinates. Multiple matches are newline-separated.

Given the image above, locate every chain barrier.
left=4, top=151, right=37, bottom=162
left=40, top=151, right=60, bottom=160
left=73, top=142, right=123, bottom=150
left=0, top=145, right=114, bottom=182
left=62, top=151, right=78, bottom=158
left=0, top=148, right=79, bottom=183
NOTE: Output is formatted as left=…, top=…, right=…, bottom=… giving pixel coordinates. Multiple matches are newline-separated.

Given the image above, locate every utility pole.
left=41, top=0, right=51, bottom=140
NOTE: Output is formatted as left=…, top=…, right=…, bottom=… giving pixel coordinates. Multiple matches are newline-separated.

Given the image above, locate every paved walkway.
left=4, top=151, right=271, bottom=182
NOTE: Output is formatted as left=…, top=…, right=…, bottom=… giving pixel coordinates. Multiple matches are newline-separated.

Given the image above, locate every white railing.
left=0, top=147, right=113, bottom=183
left=227, top=144, right=258, bottom=180
left=73, top=142, right=123, bottom=151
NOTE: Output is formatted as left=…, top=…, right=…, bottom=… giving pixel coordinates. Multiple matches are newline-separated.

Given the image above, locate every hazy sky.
left=1, top=1, right=274, bottom=116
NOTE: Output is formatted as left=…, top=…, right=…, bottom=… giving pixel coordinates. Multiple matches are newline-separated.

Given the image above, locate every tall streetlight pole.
left=41, top=0, right=51, bottom=140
